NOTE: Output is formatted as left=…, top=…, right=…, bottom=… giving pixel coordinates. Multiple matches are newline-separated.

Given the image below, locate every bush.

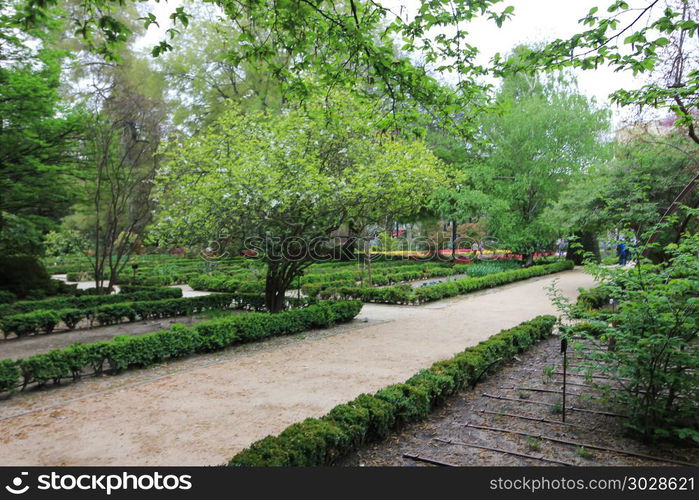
left=0, top=288, right=183, bottom=316
left=1, top=309, right=61, bottom=338
left=228, top=315, right=556, bottom=466
left=0, top=294, right=237, bottom=337
left=563, top=234, right=699, bottom=443
left=0, top=300, right=363, bottom=394
left=0, top=290, right=16, bottom=304
left=0, top=360, right=21, bottom=394
left=0, top=255, right=53, bottom=299
left=574, top=286, right=611, bottom=312
left=319, top=261, right=574, bottom=305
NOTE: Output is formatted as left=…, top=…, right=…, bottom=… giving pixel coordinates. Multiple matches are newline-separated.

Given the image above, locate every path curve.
left=0, top=268, right=595, bottom=466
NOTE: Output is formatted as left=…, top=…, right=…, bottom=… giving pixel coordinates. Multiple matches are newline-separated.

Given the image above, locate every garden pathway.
left=0, top=268, right=595, bottom=466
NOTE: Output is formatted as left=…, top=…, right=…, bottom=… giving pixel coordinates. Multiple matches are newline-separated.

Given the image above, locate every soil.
left=337, top=336, right=699, bottom=467
left=0, top=268, right=595, bottom=466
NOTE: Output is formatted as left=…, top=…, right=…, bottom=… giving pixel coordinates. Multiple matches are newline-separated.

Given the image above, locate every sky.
left=136, top=0, right=654, bottom=127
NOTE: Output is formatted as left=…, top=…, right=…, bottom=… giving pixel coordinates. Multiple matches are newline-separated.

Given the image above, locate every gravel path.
left=0, top=268, right=594, bottom=466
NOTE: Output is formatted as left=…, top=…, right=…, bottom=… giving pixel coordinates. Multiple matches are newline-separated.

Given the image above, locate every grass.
left=525, top=436, right=542, bottom=452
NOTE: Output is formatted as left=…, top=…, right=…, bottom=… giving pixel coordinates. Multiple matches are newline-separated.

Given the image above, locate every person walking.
left=617, top=241, right=627, bottom=265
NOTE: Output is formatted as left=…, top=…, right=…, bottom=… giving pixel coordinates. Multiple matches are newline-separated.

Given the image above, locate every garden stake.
left=561, top=337, right=568, bottom=423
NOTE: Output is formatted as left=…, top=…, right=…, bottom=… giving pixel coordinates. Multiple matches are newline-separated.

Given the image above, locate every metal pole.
left=561, top=338, right=568, bottom=423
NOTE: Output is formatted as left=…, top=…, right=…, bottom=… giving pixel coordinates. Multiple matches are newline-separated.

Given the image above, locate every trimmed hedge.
left=320, top=261, right=575, bottom=304
left=0, top=288, right=184, bottom=316
left=228, top=315, right=556, bottom=466
left=0, top=294, right=236, bottom=338
left=0, top=300, right=362, bottom=394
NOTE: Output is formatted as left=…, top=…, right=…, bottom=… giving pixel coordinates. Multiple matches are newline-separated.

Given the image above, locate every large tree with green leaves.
left=550, top=131, right=699, bottom=262
left=21, top=0, right=519, bottom=136
left=0, top=0, right=84, bottom=254
left=500, top=1, right=699, bottom=232
left=469, top=70, right=610, bottom=264
left=154, top=94, right=444, bottom=311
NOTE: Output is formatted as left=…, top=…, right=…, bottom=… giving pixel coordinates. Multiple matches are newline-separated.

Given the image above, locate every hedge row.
left=189, top=263, right=469, bottom=294
left=227, top=315, right=556, bottom=466
left=0, top=294, right=237, bottom=338
left=411, top=261, right=574, bottom=303
left=0, top=288, right=183, bottom=316
left=0, top=300, right=362, bottom=393
left=319, top=261, right=575, bottom=304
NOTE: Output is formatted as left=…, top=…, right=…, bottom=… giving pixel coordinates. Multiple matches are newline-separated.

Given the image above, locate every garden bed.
left=337, top=335, right=699, bottom=467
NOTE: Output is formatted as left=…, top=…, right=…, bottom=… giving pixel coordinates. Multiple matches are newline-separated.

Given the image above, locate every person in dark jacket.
left=617, top=241, right=627, bottom=265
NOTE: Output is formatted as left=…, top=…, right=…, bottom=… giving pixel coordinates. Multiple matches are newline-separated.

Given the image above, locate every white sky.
left=137, top=0, right=653, bottom=127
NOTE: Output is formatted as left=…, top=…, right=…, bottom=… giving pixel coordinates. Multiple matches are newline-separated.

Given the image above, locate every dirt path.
left=0, top=268, right=595, bottom=466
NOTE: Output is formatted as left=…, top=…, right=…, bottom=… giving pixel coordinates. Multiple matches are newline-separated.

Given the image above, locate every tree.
left=21, top=0, right=516, bottom=136
left=66, top=55, right=168, bottom=292
left=499, top=1, right=699, bottom=141
left=155, top=0, right=285, bottom=130
left=499, top=1, right=699, bottom=228
left=154, top=95, right=444, bottom=311
left=0, top=0, right=84, bottom=252
left=470, top=70, right=610, bottom=265
left=550, top=131, right=699, bottom=262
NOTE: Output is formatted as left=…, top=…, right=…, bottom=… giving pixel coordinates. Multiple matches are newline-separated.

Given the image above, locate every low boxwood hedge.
left=0, top=288, right=184, bottom=316
left=0, top=300, right=362, bottom=394
left=228, top=314, right=556, bottom=466
left=0, top=294, right=237, bottom=338
left=319, top=261, right=574, bottom=304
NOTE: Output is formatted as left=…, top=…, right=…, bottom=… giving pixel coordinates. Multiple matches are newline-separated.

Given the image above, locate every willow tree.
left=154, top=94, right=444, bottom=312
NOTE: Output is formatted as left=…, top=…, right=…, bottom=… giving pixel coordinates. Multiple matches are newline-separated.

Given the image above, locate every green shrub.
left=228, top=315, right=556, bottom=466
left=0, top=290, right=16, bottom=304
left=564, top=235, right=699, bottom=443
left=574, top=286, right=611, bottom=311
left=0, top=288, right=183, bottom=316
left=0, top=294, right=237, bottom=337
left=0, top=255, right=53, bottom=299
left=0, top=360, right=20, bottom=393
left=1, top=309, right=61, bottom=338
left=316, top=261, right=573, bottom=305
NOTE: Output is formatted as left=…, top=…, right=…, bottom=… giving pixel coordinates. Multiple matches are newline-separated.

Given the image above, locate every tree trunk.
left=339, top=221, right=359, bottom=261
left=264, top=260, right=303, bottom=313
left=264, top=271, right=287, bottom=313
